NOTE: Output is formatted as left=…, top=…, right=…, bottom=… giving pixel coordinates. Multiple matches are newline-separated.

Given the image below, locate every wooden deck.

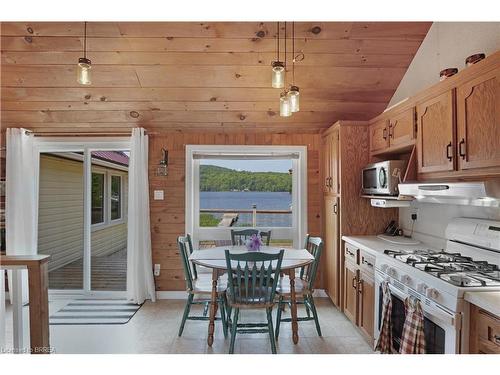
left=48, top=248, right=127, bottom=291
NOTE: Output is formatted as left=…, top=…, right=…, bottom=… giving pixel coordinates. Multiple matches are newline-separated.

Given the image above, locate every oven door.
left=374, top=271, right=461, bottom=354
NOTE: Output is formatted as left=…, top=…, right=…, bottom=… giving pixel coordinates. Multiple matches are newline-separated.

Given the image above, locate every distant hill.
left=200, top=165, right=292, bottom=192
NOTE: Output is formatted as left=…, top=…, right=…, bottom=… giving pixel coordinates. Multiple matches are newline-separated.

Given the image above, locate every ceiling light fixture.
left=288, top=22, right=300, bottom=113
left=77, top=21, right=92, bottom=85
left=279, top=22, right=291, bottom=117
left=271, top=22, right=285, bottom=88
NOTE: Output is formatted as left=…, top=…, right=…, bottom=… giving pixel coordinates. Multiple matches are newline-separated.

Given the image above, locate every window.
left=110, top=175, right=122, bottom=220
left=91, top=173, right=105, bottom=224
left=186, top=145, right=307, bottom=249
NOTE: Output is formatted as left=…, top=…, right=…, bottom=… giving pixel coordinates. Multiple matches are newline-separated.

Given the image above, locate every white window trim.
left=91, top=170, right=126, bottom=231
left=90, top=170, right=107, bottom=228
left=109, top=173, right=124, bottom=223
left=185, top=145, right=307, bottom=249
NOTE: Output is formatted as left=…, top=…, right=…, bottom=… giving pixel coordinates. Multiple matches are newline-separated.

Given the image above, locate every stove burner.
left=383, top=249, right=500, bottom=287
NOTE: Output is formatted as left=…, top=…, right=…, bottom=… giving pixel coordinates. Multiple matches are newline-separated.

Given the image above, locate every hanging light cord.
left=284, top=22, right=287, bottom=70
left=276, top=21, right=279, bottom=62
left=83, top=21, right=87, bottom=59
left=292, top=22, right=295, bottom=85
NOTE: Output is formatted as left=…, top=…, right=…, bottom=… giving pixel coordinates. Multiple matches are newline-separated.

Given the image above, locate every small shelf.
left=361, top=194, right=414, bottom=201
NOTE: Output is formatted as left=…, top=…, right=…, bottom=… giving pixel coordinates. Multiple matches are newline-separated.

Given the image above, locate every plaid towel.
left=375, top=281, right=393, bottom=353
left=400, top=296, right=426, bottom=354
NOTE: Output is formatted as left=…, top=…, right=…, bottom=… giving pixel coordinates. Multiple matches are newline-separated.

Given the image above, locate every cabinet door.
left=343, top=260, right=358, bottom=325
left=370, top=119, right=389, bottom=153
left=358, top=271, right=375, bottom=342
left=324, top=195, right=340, bottom=307
left=457, top=68, right=500, bottom=171
left=417, top=90, right=455, bottom=173
left=389, top=107, right=416, bottom=148
left=321, top=135, right=331, bottom=194
left=329, top=131, right=339, bottom=194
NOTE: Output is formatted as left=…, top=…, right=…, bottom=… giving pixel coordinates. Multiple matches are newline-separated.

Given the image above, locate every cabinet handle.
left=494, top=335, right=500, bottom=345
left=389, top=122, right=395, bottom=139
left=358, top=279, right=364, bottom=294
left=325, top=177, right=330, bottom=188
left=362, top=257, right=374, bottom=268
left=329, top=177, right=333, bottom=188
left=333, top=203, right=338, bottom=215
left=446, top=142, right=453, bottom=161
left=459, top=138, right=466, bottom=159
left=346, top=249, right=355, bottom=258
left=382, top=127, right=387, bottom=140
left=352, top=276, right=357, bottom=290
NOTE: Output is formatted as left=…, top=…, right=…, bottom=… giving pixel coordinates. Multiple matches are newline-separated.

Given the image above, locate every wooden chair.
left=259, top=230, right=272, bottom=246
left=230, top=229, right=259, bottom=245
left=224, top=249, right=284, bottom=354
left=177, top=236, right=228, bottom=338
left=275, top=236, right=323, bottom=340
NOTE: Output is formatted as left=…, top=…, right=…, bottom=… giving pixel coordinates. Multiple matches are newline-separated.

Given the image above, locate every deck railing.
left=200, top=207, right=292, bottom=227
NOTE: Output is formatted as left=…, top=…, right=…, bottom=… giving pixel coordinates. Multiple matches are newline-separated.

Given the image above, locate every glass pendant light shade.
left=77, top=57, right=92, bottom=85
left=280, top=92, right=292, bottom=117
left=288, top=85, right=300, bottom=112
left=272, top=61, right=285, bottom=88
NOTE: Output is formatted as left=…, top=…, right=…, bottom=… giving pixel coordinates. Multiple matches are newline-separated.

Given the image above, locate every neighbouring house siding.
left=38, top=154, right=128, bottom=272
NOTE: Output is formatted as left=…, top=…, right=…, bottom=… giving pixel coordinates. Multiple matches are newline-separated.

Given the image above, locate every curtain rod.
left=23, top=130, right=158, bottom=137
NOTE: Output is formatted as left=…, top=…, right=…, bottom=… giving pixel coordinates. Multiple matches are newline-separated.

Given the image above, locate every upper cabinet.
left=456, top=67, right=500, bottom=172
left=322, top=130, right=339, bottom=195
left=416, top=90, right=455, bottom=174
left=369, top=106, right=416, bottom=155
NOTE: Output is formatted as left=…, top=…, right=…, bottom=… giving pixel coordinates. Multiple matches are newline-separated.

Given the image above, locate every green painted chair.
left=177, top=236, right=228, bottom=338
left=230, top=229, right=259, bottom=245
left=224, top=249, right=284, bottom=354
left=275, top=236, right=323, bottom=340
left=259, top=230, right=272, bottom=246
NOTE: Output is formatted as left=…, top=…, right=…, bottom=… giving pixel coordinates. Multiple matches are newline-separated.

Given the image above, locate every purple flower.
left=245, top=234, right=263, bottom=251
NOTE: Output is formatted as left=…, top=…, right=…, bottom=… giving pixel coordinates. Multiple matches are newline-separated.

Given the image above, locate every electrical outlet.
left=154, top=264, right=161, bottom=276
left=411, top=213, right=417, bottom=221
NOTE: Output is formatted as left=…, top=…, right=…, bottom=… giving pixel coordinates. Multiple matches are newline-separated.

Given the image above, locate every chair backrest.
left=224, top=249, right=284, bottom=306
left=259, top=230, right=272, bottom=246
left=230, top=229, right=259, bottom=245
left=186, top=233, right=198, bottom=279
left=302, top=236, right=323, bottom=290
left=177, top=235, right=194, bottom=291
left=299, top=234, right=311, bottom=279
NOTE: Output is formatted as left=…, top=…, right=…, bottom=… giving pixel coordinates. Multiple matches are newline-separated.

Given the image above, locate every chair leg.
left=305, top=301, right=311, bottom=318
left=275, top=295, right=284, bottom=340
left=307, top=295, right=322, bottom=337
left=229, top=308, right=239, bottom=354
left=218, top=295, right=228, bottom=338
left=267, top=308, right=277, bottom=354
left=178, top=294, right=193, bottom=337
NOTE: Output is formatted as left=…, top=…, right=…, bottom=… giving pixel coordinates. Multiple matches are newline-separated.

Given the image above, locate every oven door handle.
left=384, top=280, right=460, bottom=329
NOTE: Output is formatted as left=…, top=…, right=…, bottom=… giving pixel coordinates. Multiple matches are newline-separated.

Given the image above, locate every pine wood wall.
left=148, top=131, right=322, bottom=291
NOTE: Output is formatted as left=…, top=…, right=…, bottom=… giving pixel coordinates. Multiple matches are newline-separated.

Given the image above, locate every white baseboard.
left=156, top=289, right=329, bottom=300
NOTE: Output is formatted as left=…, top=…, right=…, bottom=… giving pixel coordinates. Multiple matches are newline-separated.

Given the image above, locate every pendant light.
left=279, top=22, right=291, bottom=117
left=287, top=22, right=300, bottom=112
left=271, top=22, right=285, bottom=88
left=77, top=21, right=92, bottom=85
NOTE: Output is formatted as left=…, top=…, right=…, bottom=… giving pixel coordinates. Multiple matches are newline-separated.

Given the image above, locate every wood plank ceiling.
left=0, top=22, right=431, bottom=134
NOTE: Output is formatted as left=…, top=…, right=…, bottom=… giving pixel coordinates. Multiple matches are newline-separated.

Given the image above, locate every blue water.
left=200, top=191, right=292, bottom=227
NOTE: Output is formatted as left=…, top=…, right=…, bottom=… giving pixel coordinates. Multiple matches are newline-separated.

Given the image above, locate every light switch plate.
left=154, top=264, right=161, bottom=276
left=154, top=190, right=164, bottom=200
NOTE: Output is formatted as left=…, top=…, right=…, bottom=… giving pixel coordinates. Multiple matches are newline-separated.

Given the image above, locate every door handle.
left=333, top=203, right=338, bottom=215
left=446, top=142, right=453, bottom=161
left=459, top=138, right=466, bottom=159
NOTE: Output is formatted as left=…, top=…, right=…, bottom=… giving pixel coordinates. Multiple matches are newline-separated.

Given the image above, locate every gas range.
left=383, top=249, right=500, bottom=287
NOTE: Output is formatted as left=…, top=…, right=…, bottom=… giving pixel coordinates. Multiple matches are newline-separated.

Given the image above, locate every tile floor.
left=3, top=298, right=374, bottom=354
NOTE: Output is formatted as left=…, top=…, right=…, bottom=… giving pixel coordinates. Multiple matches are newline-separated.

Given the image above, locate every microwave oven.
left=361, top=160, right=407, bottom=196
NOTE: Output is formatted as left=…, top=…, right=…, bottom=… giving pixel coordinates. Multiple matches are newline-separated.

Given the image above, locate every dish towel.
left=400, top=296, right=426, bottom=354
left=375, top=281, right=393, bottom=353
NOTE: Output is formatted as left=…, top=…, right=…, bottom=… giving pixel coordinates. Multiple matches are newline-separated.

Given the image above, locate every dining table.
left=189, top=245, right=314, bottom=347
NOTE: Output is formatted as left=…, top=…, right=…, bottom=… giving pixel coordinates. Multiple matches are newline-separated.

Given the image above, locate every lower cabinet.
left=343, top=243, right=376, bottom=344
left=469, top=304, right=500, bottom=354
left=324, top=195, right=340, bottom=307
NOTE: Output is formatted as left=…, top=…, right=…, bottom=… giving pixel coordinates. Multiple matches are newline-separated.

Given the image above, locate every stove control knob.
left=417, top=283, right=428, bottom=294
left=426, top=288, right=439, bottom=299
left=400, top=274, right=411, bottom=285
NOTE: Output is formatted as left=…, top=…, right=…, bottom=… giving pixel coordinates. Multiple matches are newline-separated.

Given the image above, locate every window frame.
left=185, top=145, right=307, bottom=249
left=109, top=173, right=123, bottom=223
left=90, top=171, right=106, bottom=227
left=91, top=168, right=126, bottom=231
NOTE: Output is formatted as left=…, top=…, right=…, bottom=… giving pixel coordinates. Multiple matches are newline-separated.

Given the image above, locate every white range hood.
left=398, top=179, right=500, bottom=207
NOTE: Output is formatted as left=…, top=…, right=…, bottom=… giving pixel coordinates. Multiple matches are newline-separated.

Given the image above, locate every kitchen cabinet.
left=456, top=67, right=500, bottom=172
left=416, top=90, right=455, bottom=174
left=342, top=243, right=376, bottom=343
left=369, top=119, right=389, bottom=153
left=324, top=195, right=340, bottom=306
left=322, top=131, right=339, bottom=195
left=469, top=305, right=500, bottom=354
left=388, top=107, right=416, bottom=149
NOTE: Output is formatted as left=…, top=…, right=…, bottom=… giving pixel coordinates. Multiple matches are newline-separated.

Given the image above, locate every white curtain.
left=126, top=128, right=156, bottom=304
left=2, top=128, right=38, bottom=350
